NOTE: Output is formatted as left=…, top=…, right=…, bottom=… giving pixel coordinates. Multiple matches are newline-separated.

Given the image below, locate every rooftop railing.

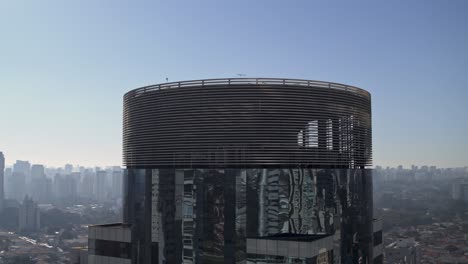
left=127, top=78, right=370, bottom=98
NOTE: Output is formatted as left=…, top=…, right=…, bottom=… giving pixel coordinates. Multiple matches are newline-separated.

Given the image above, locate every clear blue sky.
left=1, top=0, right=467, bottom=168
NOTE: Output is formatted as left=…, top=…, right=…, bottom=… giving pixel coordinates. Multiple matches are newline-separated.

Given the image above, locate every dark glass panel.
left=373, top=231, right=382, bottom=246
left=124, top=168, right=373, bottom=264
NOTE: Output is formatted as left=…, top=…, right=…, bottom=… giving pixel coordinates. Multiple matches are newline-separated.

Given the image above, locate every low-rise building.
left=385, top=238, right=420, bottom=264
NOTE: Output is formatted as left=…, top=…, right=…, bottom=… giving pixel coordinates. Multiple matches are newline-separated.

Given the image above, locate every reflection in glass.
left=126, top=168, right=373, bottom=263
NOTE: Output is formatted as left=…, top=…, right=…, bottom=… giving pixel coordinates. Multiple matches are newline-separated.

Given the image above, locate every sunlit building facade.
left=89, top=78, right=376, bottom=264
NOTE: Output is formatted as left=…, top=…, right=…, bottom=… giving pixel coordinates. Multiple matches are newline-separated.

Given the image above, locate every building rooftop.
left=386, top=238, right=420, bottom=249
left=127, top=78, right=370, bottom=99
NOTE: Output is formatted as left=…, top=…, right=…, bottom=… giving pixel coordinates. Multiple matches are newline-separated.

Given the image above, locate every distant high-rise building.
left=4, top=168, right=12, bottom=199
left=462, top=183, right=468, bottom=203
left=95, top=170, right=107, bottom=202
left=44, top=167, right=55, bottom=178
left=421, top=165, right=429, bottom=172
left=30, top=176, right=45, bottom=202
left=29, top=164, right=46, bottom=199
left=31, top=164, right=45, bottom=179
left=53, top=174, right=78, bottom=202
left=13, top=160, right=31, bottom=177
left=71, top=171, right=81, bottom=182
left=12, top=160, right=30, bottom=199
left=19, top=196, right=40, bottom=232
left=0, top=152, right=4, bottom=212
left=80, top=171, right=95, bottom=200
left=89, top=78, right=377, bottom=264
left=452, top=181, right=462, bottom=200
left=65, top=163, right=73, bottom=174
left=31, top=175, right=53, bottom=203
left=111, top=169, right=123, bottom=199
left=451, top=180, right=468, bottom=202
left=10, top=171, right=26, bottom=201
left=44, top=177, right=53, bottom=202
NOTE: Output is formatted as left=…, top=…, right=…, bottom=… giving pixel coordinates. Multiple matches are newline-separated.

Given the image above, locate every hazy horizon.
left=2, top=159, right=467, bottom=171
left=1, top=0, right=467, bottom=168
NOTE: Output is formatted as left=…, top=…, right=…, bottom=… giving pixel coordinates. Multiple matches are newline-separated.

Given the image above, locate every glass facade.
left=124, top=168, right=373, bottom=264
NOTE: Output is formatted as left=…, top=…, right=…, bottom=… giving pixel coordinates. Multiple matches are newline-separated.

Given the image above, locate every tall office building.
left=89, top=78, right=376, bottom=263
left=0, top=152, right=4, bottom=212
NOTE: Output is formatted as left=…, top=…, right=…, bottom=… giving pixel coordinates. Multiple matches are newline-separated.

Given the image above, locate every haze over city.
left=1, top=1, right=468, bottom=264
left=1, top=0, right=467, bottom=168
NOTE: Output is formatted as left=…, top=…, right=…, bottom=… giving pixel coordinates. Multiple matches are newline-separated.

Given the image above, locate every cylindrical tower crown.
left=123, top=78, right=372, bottom=168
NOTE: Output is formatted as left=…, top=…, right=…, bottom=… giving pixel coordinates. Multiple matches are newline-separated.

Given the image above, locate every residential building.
left=19, top=196, right=40, bottom=232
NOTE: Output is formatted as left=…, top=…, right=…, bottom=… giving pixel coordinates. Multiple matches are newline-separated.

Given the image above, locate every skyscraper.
left=89, top=78, right=376, bottom=264
left=0, top=152, right=4, bottom=212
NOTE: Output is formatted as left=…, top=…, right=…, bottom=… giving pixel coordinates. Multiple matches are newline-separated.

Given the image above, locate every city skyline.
left=1, top=2, right=467, bottom=263
left=3, top=158, right=464, bottom=170
left=1, top=0, right=467, bottom=168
